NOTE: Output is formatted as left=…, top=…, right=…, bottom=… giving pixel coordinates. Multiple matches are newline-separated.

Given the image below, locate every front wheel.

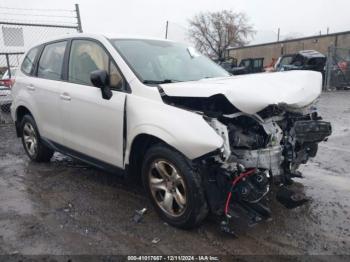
left=142, top=144, right=208, bottom=229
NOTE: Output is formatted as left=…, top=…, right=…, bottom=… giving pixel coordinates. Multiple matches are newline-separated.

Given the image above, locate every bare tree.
left=188, top=10, right=254, bottom=60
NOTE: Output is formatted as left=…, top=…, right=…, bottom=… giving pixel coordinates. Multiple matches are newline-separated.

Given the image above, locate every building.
left=227, top=30, right=350, bottom=67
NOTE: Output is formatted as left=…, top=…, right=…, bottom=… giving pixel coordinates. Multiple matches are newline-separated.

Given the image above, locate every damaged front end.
left=163, top=93, right=332, bottom=234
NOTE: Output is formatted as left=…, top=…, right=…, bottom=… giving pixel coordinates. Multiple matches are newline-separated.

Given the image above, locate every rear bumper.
left=0, top=91, right=12, bottom=105
left=0, top=98, right=12, bottom=105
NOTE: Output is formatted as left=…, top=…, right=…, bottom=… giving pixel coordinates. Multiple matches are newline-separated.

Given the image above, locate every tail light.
left=0, top=79, right=14, bottom=88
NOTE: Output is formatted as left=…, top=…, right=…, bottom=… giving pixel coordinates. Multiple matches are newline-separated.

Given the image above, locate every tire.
left=142, top=144, right=208, bottom=229
left=20, top=114, right=54, bottom=162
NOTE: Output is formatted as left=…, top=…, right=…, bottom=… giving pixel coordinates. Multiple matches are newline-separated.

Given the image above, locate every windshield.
left=110, top=39, right=230, bottom=83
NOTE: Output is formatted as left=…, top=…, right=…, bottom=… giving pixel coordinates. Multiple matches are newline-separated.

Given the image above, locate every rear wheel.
left=20, top=114, right=54, bottom=162
left=142, top=144, right=208, bottom=229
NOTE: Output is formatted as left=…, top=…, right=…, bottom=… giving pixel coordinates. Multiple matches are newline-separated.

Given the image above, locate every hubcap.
left=149, top=159, right=187, bottom=217
left=23, top=122, right=37, bottom=157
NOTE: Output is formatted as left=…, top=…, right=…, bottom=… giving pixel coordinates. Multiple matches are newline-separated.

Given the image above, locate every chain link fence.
left=325, top=46, right=350, bottom=90
left=0, top=4, right=81, bottom=124
left=0, top=52, right=22, bottom=123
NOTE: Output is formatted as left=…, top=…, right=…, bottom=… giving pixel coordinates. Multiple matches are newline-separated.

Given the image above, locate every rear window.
left=21, top=47, right=40, bottom=75
left=38, top=41, right=67, bottom=81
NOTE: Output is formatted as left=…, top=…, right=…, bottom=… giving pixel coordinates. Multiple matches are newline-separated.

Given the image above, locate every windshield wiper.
left=143, top=79, right=181, bottom=84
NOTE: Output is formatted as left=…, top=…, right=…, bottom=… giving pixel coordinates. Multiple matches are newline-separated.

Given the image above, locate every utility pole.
left=277, top=28, right=280, bottom=42
left=327, top=27, right=329, bottom=35
left=165, top=21, right=169, bottom=39
left=75, top=4, right=83, bottom=33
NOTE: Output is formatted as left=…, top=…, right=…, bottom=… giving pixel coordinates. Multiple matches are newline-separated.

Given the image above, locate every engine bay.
left=163, top=93, right=332, bottom=234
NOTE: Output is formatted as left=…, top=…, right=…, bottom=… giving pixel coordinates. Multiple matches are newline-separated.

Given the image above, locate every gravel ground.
left=0, top=91, right=349, bottom=257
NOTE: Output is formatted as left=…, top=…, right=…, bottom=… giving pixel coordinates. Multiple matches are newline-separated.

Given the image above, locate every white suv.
left=11, top=34, right=331, bottom=230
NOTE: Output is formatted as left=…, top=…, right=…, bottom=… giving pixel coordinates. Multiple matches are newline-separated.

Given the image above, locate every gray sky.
left=1, top=0, right=350, bottom=45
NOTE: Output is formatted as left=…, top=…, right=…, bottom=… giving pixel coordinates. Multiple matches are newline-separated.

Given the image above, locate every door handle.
left=60, top=93, right=71, bottom=101
left=26, top=84, right=35, bottom=91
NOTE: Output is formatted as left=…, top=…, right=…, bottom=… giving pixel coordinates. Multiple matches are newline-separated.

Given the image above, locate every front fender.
left=125, top=95, right=223, bottom=163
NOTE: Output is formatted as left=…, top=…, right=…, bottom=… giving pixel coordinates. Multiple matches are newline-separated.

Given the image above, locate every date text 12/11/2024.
left=127, top=255, right=220, bottom=261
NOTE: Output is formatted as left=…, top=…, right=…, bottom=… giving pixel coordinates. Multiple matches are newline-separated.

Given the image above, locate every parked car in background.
left=217, top=57, right=236, bottom=72
left=230, top=57, right=264, bottom=75
left=11, top=34, right=331, bottom=232
left=274, top=50, right=326, bottom=74
left=0, top=67, right=17, bottom=88
left=0, top=67, right=17, bottom=112
left=218, top=58, right=264, bottom=75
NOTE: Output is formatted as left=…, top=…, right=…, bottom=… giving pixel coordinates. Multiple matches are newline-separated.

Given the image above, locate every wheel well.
left=15, top=106, right=32, bottom=137
left=127, top=134, right=165, bottom=180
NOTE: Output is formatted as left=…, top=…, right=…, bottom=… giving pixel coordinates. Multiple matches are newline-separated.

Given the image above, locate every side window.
left=37, top=41, right=67, bottom=80
left=21, top=47, right=40, bottom=75
left=280, top=56, right=293, bottom=66
left=253, top=59, right=263, bottom=68
left=69, top=40, right=123, bottom=88
left=240, top=60, right=250, bottom=67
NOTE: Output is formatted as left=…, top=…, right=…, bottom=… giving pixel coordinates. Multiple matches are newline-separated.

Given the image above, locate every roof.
left=227, top=30, right=350, bottom=51
left=26, top=33, right=174, bottom=50
left=297, top=50, right=325, bottom=58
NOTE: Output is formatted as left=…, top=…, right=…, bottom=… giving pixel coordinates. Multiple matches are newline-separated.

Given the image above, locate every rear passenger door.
left=30, top=41, right=67, bottom=144
left=60, top=39, right=126, bottom=168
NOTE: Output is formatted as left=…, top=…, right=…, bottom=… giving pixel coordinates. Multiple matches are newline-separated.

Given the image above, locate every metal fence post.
left=325, top=46, right=333, bottom=91
left=0, top=5, right=82, bottom=125
left=5, top=54, right=11, bottom=78
left=75, top=4, right=83, bottom=33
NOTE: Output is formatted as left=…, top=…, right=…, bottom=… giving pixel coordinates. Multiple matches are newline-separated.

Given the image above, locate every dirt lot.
left=0, top=91, right=350, bottom=257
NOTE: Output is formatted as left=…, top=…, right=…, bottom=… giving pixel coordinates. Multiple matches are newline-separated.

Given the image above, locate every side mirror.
left=90, top=70, right=113, bottom=100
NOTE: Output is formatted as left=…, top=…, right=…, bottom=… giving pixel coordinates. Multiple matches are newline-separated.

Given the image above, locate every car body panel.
left=125, top=94, right=224, bottom=164
left=28, top=77, right=66, bottom=144
left=159, top=70, right=322, bottom=114
left=59, top=82, right=126, bottom=167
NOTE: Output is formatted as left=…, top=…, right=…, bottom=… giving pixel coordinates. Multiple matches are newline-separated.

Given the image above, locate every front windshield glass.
left=110, top=39, right=230, bottom=83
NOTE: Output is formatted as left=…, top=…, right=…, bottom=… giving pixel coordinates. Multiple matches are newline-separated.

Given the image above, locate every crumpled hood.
left=160, top=70, right=322, bottom=114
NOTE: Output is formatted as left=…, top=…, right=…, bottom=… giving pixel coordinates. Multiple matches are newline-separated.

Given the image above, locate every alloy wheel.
left=148, top=159, right=187, bottom=217
left=23, top=122, right=38, bottom=157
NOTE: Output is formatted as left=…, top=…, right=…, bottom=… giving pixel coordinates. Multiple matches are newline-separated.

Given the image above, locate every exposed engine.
left=162, top=93, right=332, bottom=234
left=204, top=105, right=331, bottom=232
